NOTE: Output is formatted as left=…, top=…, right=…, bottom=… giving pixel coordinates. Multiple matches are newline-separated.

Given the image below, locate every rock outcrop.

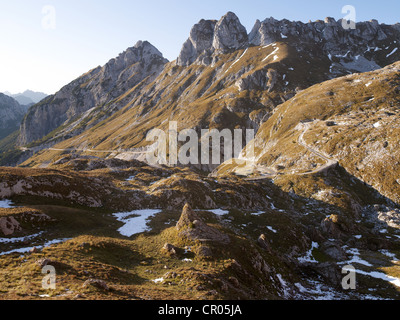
left=248, top=17, right=400, bottom=74
left=0, top=216, right=21, bottom=236
left=177, top=12, right=248, bottom=66
left=177, top=19, right=217, bottom=66
left=176, top=204, right=230, bottom=244
left=212, top=12, right=249, bottom=53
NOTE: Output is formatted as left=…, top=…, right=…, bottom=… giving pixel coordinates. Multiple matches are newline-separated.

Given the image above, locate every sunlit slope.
left=228, top=62, right=400, bottom=204
left=22, top=42, right=333, bottom=167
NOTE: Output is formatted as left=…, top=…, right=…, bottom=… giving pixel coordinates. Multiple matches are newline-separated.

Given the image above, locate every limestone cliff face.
left=179, top=15, right=400, bottom=72
left=177, top=12, right=248, bottom=66
left=248, top=17, right=396, bottom=51
left=18, top=41, right=168, bottom=145
left=0, top=93, right=26, bottom=139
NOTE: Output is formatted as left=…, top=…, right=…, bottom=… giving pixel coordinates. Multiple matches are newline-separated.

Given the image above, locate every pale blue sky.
left=1, top=0, right=399, bottom=94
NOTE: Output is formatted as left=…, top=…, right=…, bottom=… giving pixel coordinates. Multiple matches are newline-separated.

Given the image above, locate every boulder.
left=82, top=279, right=109, bottom=291
left=176, top=204, right=230, bottom=244
left=162, top=243, right=178, bottom=256
left=0, top=216, right=21, bottom=236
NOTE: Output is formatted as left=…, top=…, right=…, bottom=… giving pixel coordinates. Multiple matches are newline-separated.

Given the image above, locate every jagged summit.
left=176, top=19, right=217, bottom=66
left=212, top=11, right=248, bottom=53
left=178, top=12, right=400, bottom=68
left=177, top=11, right=248, bottom=66
left=108, top=40, right=167, bottom=70
left=248, top=16, right=398, bottom=51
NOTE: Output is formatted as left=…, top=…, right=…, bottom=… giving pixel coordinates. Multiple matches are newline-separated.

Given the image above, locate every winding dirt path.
left=245, top=120, right=338, bottom=180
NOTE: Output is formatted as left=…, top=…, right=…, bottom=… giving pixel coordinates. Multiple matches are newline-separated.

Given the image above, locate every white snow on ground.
left=207, top=209, right=229, bottom=216
left=225, top=48, right=248, bottom=73
left=0, top=232, right=43, bottom=244
left=152, top=277, right=164, bottom=283
left=354, top=235, right=362, bottom=239
left=0, top=200, right=14, bottom=208
left=0, top=238, right=71, bottom=256
left=373, top=122, right=382, bottom=128
left=342, top=266, right=400, bottom=288
left=251, top=211, right=264, bottom=216
left=294, top=279, right=383, bottom=300
left=339, top=246, right=400, bottom=289
left=267, top=226, right=277, bottom=233
left=276, top=274, right=290, bottom=298
left=113, top=209, right=161, bottom=237
left=280, top=33, right=287, bottom=39
left=343, top=248, right=373, bottom=267
left=262, top=46, right=280, bottom=62
left=387, top=47, right=398, bottom=57
left=379, top=249, right=398, bottom=261
left=365, top=81, right=373, bottom=87
left=298, top=242, right=319, bottom=263
left=182, top=258, right=193, bottom=262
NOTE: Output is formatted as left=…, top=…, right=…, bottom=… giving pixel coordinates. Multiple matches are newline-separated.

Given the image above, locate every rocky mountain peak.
left=105, top=40, right=167, bottom=75
left=177, top=12, right=248, bottom=66
left=177, top=19, right=217, bottom=66
left=249, top=16, right=398, bottom=56
left=18, top=40, right=168, bottom=146
left=212, top=11, right=249, bottom=53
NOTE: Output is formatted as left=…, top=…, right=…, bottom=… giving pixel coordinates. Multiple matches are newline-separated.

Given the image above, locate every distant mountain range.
left=4, top=90, right=48, bottom=106
left=0, top=93, right=28, bottom=141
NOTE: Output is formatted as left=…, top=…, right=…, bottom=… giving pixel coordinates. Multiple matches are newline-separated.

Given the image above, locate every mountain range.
left=4, top=90, right=48, bottom=106
left=4, top=13, right=399, bottom=168
left=1, top=12, right=400, bottom=301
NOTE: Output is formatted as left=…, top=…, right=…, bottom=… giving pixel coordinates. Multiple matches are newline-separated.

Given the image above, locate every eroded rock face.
left=212, top=12, right=249, bottom=53
left=177, top=19, right=217, bottom=66
left=176, top=204, right=230, bottom=244
left=177, top=12, right=248, bottom=66
left=249, top=16, right=398, bottom=58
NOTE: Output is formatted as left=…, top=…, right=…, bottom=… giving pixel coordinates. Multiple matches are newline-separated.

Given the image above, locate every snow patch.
left=298, top=242, right=319, bottom=263
left=0, top=200, right=14, bottom=208
left=387, top=48, right=398, bottom=57
left=0, top=238, right=70, bottom=256
left=114, top=209, right=161, bottom=237
left=267, top=226, right=277, bottom=233
left=208, top=209, right=229, bottom=216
